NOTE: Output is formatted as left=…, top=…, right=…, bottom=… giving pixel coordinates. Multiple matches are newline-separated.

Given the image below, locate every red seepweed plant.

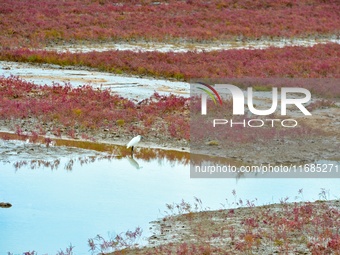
left=0, top=0, right=339, bottom=48
left=1, top=43, right=340, bottom=81
left=0, top=76, right=190, bottom=142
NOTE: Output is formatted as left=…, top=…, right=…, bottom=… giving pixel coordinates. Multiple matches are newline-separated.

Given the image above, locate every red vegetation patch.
left=0, top=0, right=339, bottom=47
left=0, top=76, right=190, bottom=141
left=1, top=43, right=340, bottom=81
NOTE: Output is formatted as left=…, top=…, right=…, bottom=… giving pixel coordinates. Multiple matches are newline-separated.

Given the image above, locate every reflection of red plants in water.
left=13, top=159, right=61, bottom=171
left=0, top=132, right=191, bottom=167
left=11, top=151, right=190, bottom=172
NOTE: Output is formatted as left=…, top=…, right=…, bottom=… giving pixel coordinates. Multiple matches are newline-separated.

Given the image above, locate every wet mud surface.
left=44, top=37, right=340, bottom=53
left=0, top=61, right=189, bottom=101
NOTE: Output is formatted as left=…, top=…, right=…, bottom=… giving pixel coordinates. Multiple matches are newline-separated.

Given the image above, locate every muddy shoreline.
left=138, top=199, right=340, bottom=255
left=43, top=36, right=340, bottom=53
left=3, top=97, right=340, bottom=163
left=0, top=61, right=189, bottom=101
left=0, top=121, right=189, bottom=154
left=2, top=60, right=339, bottom=165
left=1, top=62, right=339, bottom=255
left=1, top=105, right=339, bottom=164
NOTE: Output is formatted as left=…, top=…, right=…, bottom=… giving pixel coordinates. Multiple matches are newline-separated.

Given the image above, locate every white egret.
left=127, top=135, right=142, bottom=152
left=23, top=138, right=30, bottom=148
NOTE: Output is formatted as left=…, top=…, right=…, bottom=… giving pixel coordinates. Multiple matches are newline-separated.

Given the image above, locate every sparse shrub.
left=67, top=129, right=76, bottom=139
left=206, top=140, right=219, bottom=146
left=116, top=119, right=125, bottom=126
left=30, top=131, right=39, bottom=143
left=307, top=99, right=336, bottom=111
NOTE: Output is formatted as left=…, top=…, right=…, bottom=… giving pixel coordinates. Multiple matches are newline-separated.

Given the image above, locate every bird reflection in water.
left=127, top=155, right=142, bottom=170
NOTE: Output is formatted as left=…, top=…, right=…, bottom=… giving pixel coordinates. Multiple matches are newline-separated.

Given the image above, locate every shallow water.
left=1, top=140, right=340, bottom=254
left=0, top=61, right=189, bottom=100
left=44, top=37, right=340, bottom=53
